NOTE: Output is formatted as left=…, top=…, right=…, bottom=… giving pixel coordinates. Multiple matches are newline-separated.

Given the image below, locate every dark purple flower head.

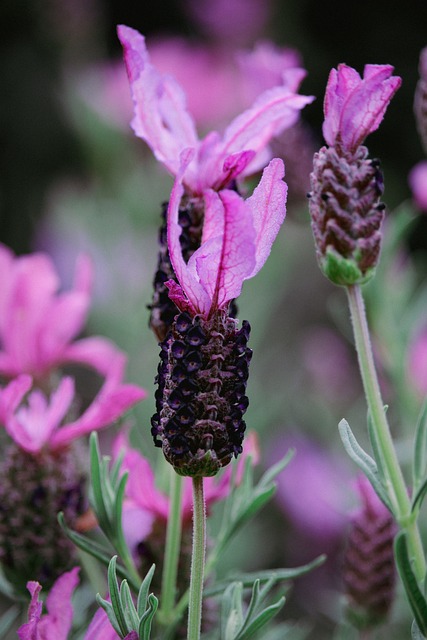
left=415, top=47, right=427, bottom=154
left=343, top=476, right=397, bottom=630
left=323, top=64, right=401, bottom=155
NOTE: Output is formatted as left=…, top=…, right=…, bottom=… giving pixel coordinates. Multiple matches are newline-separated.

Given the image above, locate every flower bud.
left=309, top=146, right=385, bottom=285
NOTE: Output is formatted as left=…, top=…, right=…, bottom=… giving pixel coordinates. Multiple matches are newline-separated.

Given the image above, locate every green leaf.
left=0, top=606, right=19, bottom=636
left=222, top=583, right=244, bottom=640
left=413, top=400, right=427, bottom=491
left=367, top=410, right=388, bottom=484
left=412, top=478, right=427, bottom=514
left=137, top=564, right=156, bottom=617
left=412, top=620, right=427, bottom=639
left=138, top=593, right=159, bottom=640
left=96, top=594, right=123, bottom=637
left=235, top=596, right=285, bottom=640
left=394, top=531, right=427, bottom=635
left=205, top=556, right=325, bottom=597
left=120, top=579, right=139, bottom=630
left=90, top=432, right=113, bottom=538
left=108, top=556, right=131, bottom=637
left=338, top=419, right=393, bottom=512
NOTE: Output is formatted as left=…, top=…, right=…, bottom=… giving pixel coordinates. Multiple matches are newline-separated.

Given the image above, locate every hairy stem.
left=346, top=284, right=426, bottom=583
left=187, top=476, right=206, bottom=640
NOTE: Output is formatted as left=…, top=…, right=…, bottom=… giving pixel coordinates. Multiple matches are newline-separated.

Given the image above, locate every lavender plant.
left=1, top=11, right=427, bottom=640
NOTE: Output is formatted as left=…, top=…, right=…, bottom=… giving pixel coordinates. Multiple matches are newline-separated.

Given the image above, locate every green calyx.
left=321, top=248, right=376, bottom=286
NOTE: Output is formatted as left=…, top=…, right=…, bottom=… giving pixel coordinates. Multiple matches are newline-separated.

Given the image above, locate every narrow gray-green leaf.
left=413, top=400, right=427, bottom=491
left=137, top=564, right=156, bottom=617
left=90, top=432, right=112, bottom=536
left=234, top=597, right=285, bottom=640
left=338, top=419, right=392, bottom=512
left=222, top=582, right=244, bottom=640
left=257, top=450, right=294, bottom=491
left=138, top=593, right=159, bottom=640
left=412, top=619, right=427, bottom=639
left=367, top=410, right=388, bottom=483
left=120, top=579, right=139, bottom=630
left=108, top=556, right=130, bottom=637
left=0, top=606, right=19, bottom=636
left=394, top=532, right=427, bottom=635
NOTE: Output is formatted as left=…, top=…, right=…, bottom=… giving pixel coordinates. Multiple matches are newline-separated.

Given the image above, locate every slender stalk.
left=346, top=284, right=426, bottom=582
left=187, top=476, right=206, bottom=640
left=159, top=469, right=184, bottom=623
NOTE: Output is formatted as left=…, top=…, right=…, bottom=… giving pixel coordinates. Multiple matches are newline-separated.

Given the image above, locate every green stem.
left=346, top=284, right=426, bottom=583
left=187, top=476, right=206, bottom=640
left=159, top=469, right=184, bottom=623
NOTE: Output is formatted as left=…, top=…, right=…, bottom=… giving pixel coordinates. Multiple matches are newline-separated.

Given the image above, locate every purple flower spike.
left=323, top=64, right=401, bottom=154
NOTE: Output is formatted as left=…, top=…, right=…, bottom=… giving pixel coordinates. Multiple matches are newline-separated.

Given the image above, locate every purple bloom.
left=409, top=160, right=427, bottom=211
left=117, top=25, right=313, bottom=195
left=18, top=568, right=80, bottom=640
left=323, top=64, right=401, bottom=154
left=166, top=156, right=287, bottom=318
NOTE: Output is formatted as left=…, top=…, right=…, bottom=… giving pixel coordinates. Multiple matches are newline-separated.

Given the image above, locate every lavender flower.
left=151, top=158, right=287, bottom=476
left=415, top=47, right=427, bottom=154
left=343, top=476, right=397, bottom=629
left=118, top=25, right=312, bottom=340
left=308, top=64, right=401, bottom=285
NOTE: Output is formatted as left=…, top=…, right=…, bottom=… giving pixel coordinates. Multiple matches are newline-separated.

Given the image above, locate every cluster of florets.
left=309, top=145, right=385, bottom=285
left=151, top=311, right=252, bottom=477
left=343, top=477, right=397, bottom=629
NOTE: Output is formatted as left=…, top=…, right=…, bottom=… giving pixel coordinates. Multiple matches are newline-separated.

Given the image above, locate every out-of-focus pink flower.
left=117, top=25, right=313, bottom=195
left=409, top=161, right=427, bottom=211
left=18, top=567, right=80, bottom=640
left=0, top=244, right=102, bottom=381
left=407, top=326, right=427, bottom=397
left=2, top=371, right=145, bottom=454
left=185, top=0, right=272, bottom=45
left=166, top=157, right=287, bottom=319
left=272, top=435, right=351, bottom=542
left=113, top=431, right=259, bottom=554
left=322, top=64, right=401, bottom=153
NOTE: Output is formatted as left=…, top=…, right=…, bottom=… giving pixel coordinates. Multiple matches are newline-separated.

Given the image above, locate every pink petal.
left=113, top=433, right=169, bottom=519
left=17, top=581, right=43, bottom=640
left=323, top=63, right=401, bottom=151
left=0, top=374, right=32, bottom=424
left=6, top=378, right=75, bottom=453
left=195, top=189, right=257, bottom=311
left=62, top=336, right=128, bottom=380
left=84, top=606, right=120, bottom=640
left=409, top=161, right=427, bottom=210
left=246, top=158, right=287, bottom=277
left=117, top=25, right=198, bottom=176
left=219, top=85, right=314, bottom=172
left=167, top=167, right=212, bottom=315
left=50, top=378, right=146, bottom=449
left=40, top=567, right=80, bottom=639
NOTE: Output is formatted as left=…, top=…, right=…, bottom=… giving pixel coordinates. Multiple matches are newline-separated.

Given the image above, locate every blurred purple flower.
left=407, top=326, right=427, bottom=397
left=18, top=567, right=80, bottom=640
left=408, top=161, right=427, bottom=211
left=323, top=64, right=401, bottom=154
left=166, top=156, right=287, bottom=318
left=185, top=0, right=272, bottom=45
left=117, top=25, right=313, bottom=194
left=272, top=435, right=351, bottom=543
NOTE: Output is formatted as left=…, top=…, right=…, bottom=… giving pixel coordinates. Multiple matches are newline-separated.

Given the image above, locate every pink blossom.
left=407, top=326, right=427, bottom=397
left=409, top=161, right=427, bottom=211
left=0, top=244, right=122, bottom=381
left=166, top=156, right=287, bottom=318
left=2, top=370, right=145, bottom=454
left=18, top=568, right=80, bottom=640
left=117, top=25, right=313, bottom=195
left=322, top=64, right=401, bottom=153
left=112, top=431, right=259, bottom=554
